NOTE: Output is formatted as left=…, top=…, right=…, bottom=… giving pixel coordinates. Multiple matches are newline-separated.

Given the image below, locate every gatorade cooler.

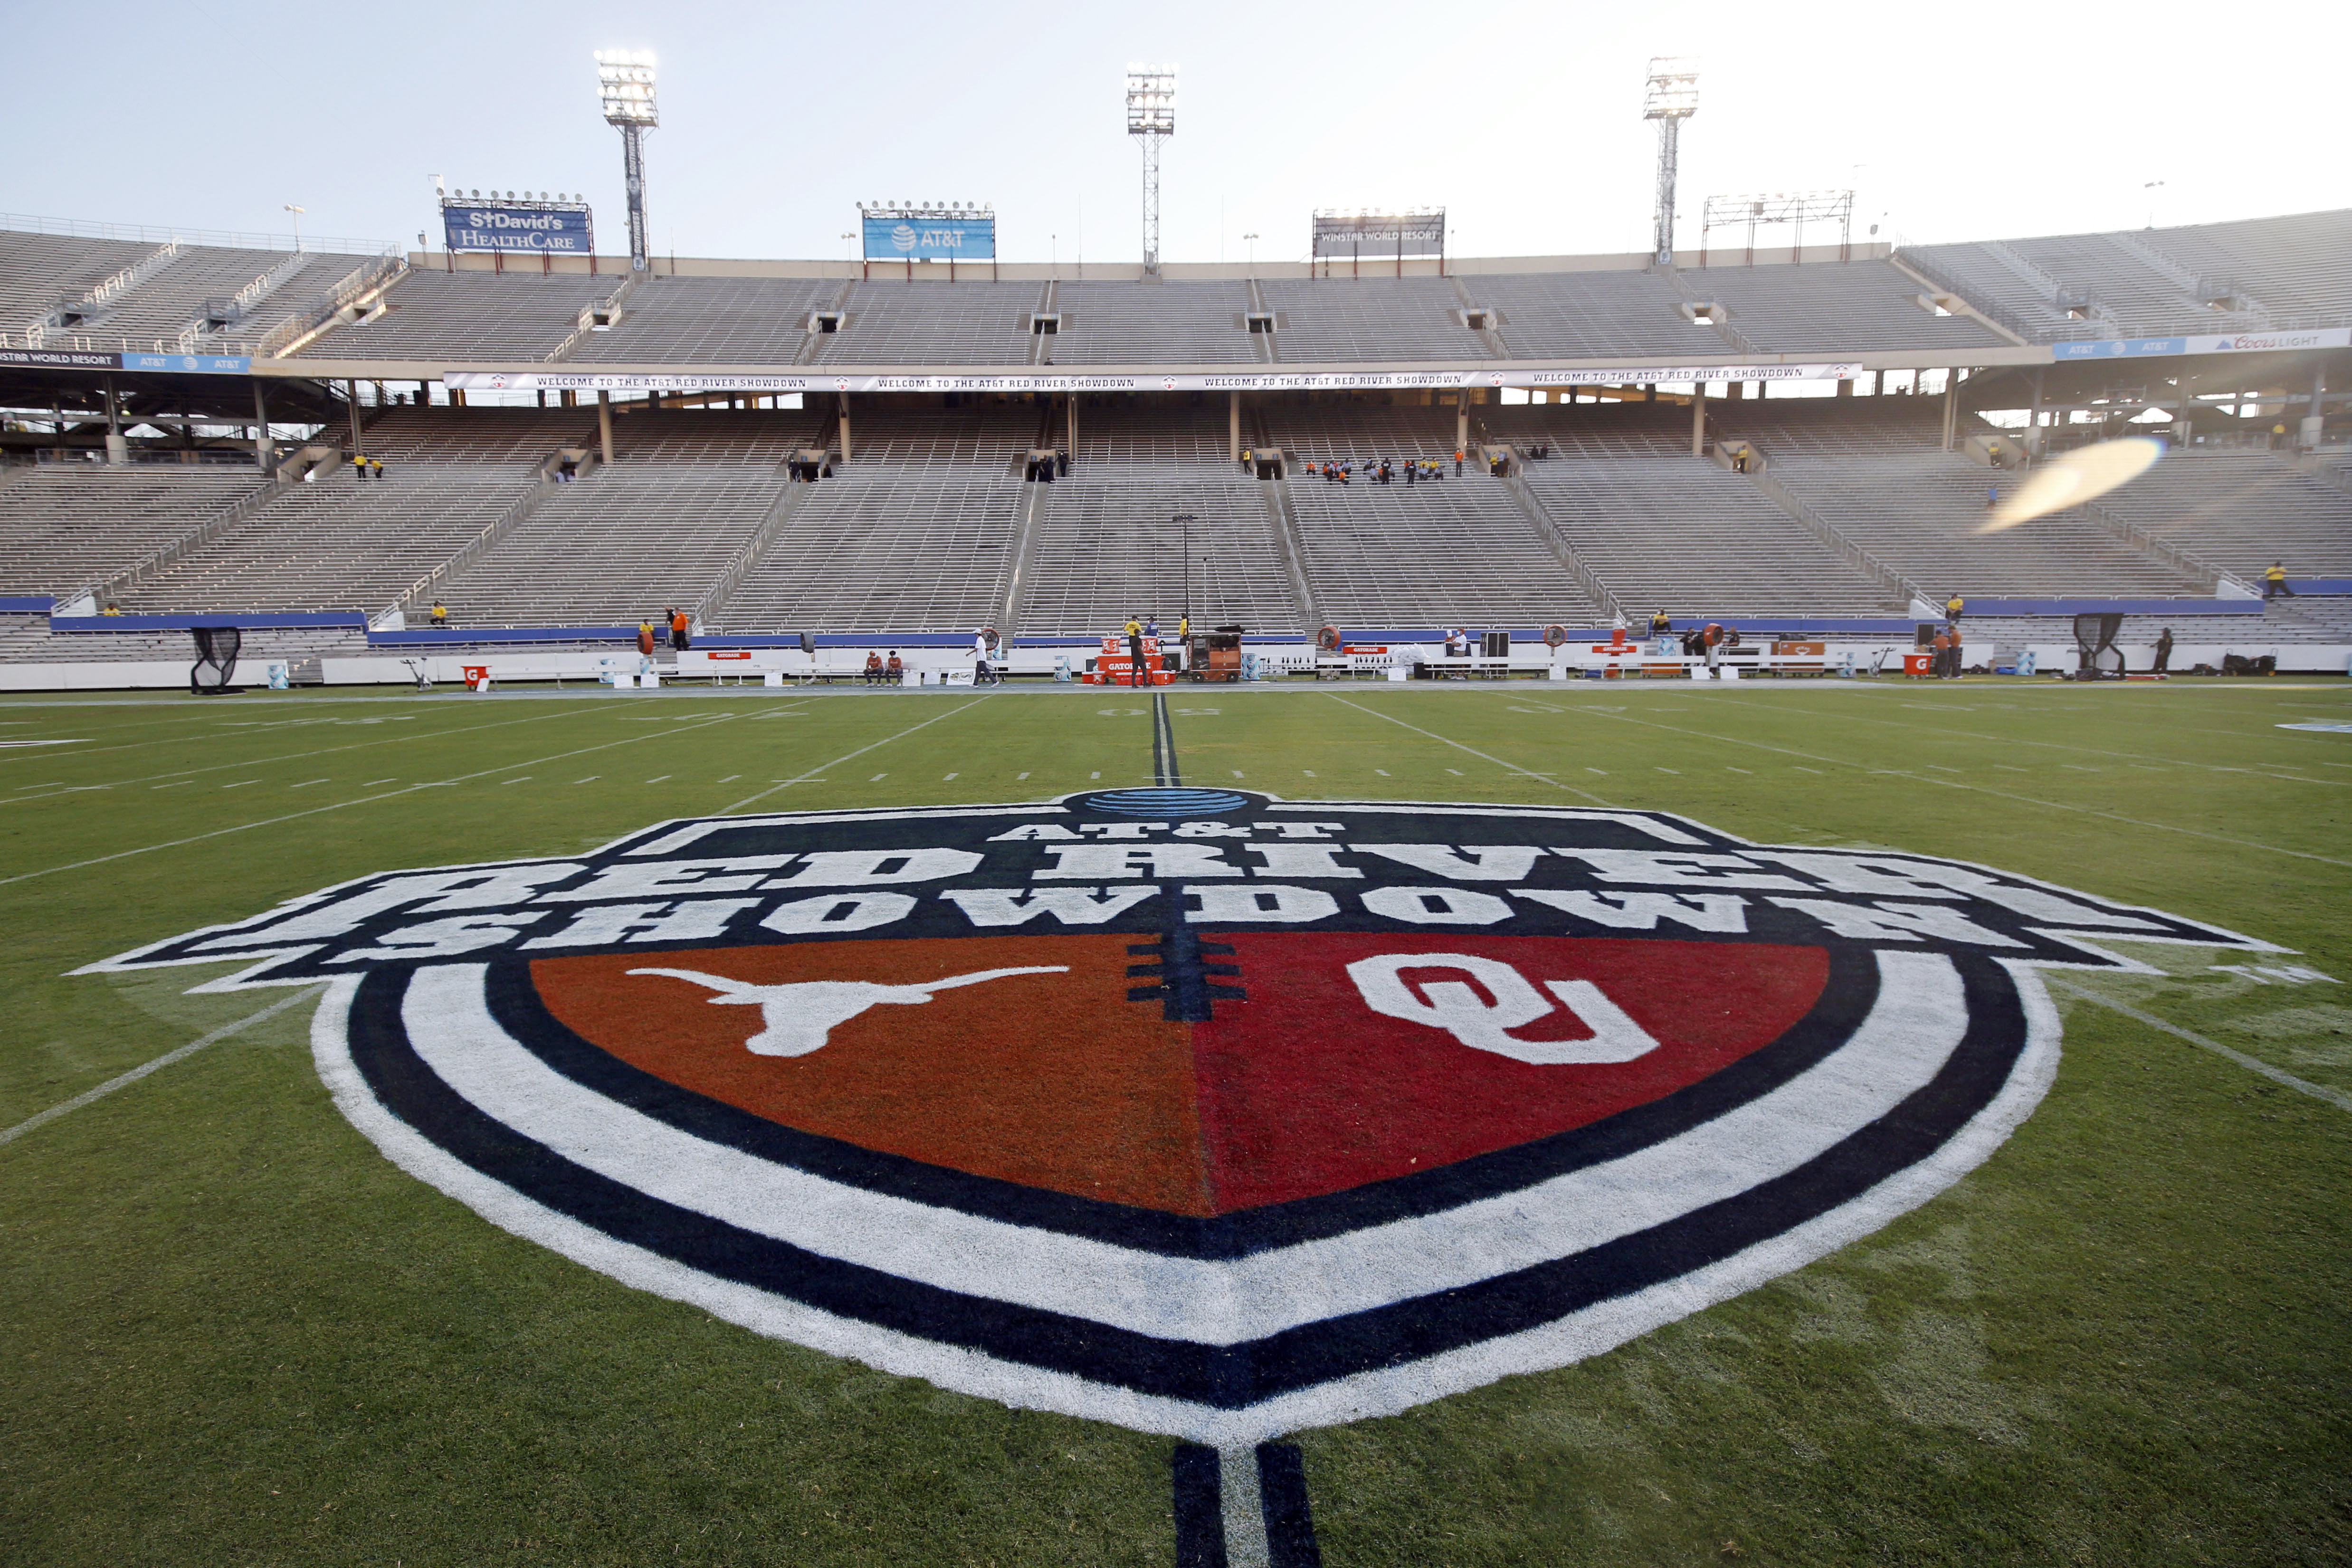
left=463, top=665, right=492, bottom=692
left=1903, top=652, right=1933, bottom=677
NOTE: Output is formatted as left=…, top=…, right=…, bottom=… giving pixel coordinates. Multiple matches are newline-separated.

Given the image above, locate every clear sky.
left=4, top=0, right=2344, bottom=264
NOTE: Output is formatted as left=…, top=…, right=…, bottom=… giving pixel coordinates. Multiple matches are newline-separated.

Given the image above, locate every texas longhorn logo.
left=81, top=789, right=2277, bottom=1443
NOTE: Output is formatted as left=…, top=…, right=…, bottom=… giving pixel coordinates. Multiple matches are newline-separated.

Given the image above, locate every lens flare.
left=1979, top=437, right=2163, bottom=533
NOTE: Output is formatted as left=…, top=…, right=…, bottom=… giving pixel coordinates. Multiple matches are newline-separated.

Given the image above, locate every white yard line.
left=1323, top=696, right=1615, bottom=807
left=715, top=697, right=993, bottom=816
left=0, top=985, right=324, bottom=1148
left=0, top=715, right=740, bottom=889
left=2042, top=977, right=2352, bottom=1115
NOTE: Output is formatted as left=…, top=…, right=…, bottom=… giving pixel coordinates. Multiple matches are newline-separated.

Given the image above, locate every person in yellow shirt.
left=2265, top=561, right=2293, bottom=599
left=1124, top=617, right=1145, bottom=688
left=1945, top=593, right=1964, bottom=626
left=430, top=601, right=448, bottom=628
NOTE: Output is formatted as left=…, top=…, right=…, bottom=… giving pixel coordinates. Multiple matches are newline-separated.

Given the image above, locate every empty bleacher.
left=0, top=467, right=268, bottom=597
left=847, top=399, right=1040, bottom=473
left=1258, top=276, right=1488, bottom=362
left=1072, top=399, right=1232, bottom=468
left=812, top=281, right=1043, bottom=365
left=1475, top=268, right=1717, bottom=359
left=299, top=269, right=611, bottom=361
left=1690, top=260, right=2009, bottom=354
left=566, top=275, right=840, bottom=363
left=1284, top=470, right=1603, bottom=628
left=1015, top=475, right=1300, bottom=634
left=1047, top=280, right=1257, bottom=365
left=1525, top=456, right=1896, bottom=616
left=710, top=477, right=1019, bottom=632
left=347, top=405, right=597, bottom=465
left=1722, top=410, right=2202, bottom=598
left=55, top=247, right=335, bottom=348
left=422, top=409, right=808, bottom=625
left=2091, top=450, right=2352, bottom=578
left=1267, top=401, right=1460, bottom=465
left=0, top=230, right=166, bottom=331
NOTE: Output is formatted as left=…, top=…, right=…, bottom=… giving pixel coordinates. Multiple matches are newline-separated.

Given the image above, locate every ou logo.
left=1345, top=952, right=1659, bottom=1065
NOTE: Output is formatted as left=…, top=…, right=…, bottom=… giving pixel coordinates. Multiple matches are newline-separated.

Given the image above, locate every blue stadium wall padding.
left=2286, top=580, right=2352, bottom=595
left=0, top=596, right=56, bottom=613
left=1957, top=597, right=2265, bottom=617
left=52, top=611, right=369, bottom=633
left=370, top=626, right=640, bottom=646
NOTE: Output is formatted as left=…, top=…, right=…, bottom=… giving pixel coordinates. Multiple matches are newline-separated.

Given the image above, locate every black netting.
left=190, top=626, right=242, bottom=694
left=2072, top=613, right=2123, bottom=679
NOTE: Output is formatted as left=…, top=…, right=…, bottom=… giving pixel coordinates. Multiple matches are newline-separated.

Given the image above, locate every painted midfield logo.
left=81, top=789, right=2278, bottom=1443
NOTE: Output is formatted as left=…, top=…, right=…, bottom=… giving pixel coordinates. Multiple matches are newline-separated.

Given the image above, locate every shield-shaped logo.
left=81, top=789, right=2276, bottom=1443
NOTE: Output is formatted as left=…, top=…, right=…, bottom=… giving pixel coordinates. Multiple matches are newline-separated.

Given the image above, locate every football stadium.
left=2, top=19, right=2349, bottom=1567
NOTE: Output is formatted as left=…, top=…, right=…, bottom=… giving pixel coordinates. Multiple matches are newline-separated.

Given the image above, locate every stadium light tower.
left=596, top=49, right=658, bottom=273
left=1126, top=65, right=1176, bottom=275
left=1643, top=57, right=1699, bottom=267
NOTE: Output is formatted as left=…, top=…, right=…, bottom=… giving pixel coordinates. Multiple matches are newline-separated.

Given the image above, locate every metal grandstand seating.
left=114, top=466, right=536, bottom=614
left=1048, top=281, right=1257, bottom=365
left=1013, top=475, right=1303, bottom=634
left=812, top=281, right=1042, bottom=365
left=1688, top=260, right=2008, bottom=355
left=1071, top=399, right=1232, bottom=468
left=1524, top=456, right=1897, bottom=616
left=564, top=275, right=841, bottom=363
left=2091, top=450, right=2352, bottom=578
left=354, top=406, right=598, bottom=465
left=709, top=478, right=1019, bottom=633
left=1283, top=469, right=1604, bottom=628
left=51, top=246, right=337, bottom=348
left=2138, top=210, right=2352, bottom=324
left=1257, top=277, right=1489, bottom=363
left=846, top=399, right=1039, bottom=472
left=1724, top=410, right=2202, bottom=598
left=0, top=467, right=268, bottom=597
left=1267, top=401, right=1460, bottom=465
left=298, top=269, right=612, bottom=360
left=422, top=409, right=809, bottom=626
left=1474, top=268, right=1718, bottom=359
left=0, top=230, right=160, bottom=332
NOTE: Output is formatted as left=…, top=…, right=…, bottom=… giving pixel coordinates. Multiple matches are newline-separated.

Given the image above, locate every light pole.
left=595, top=49, right=658, bottom=272
left=1242, top=232, right=1258, bottom=269
left=1643, top=58, right=1699, bottom=266
left=2143, top=179, right=2166, bottom=229
left=283, top=204, right=305, bottom=252
left=1171, top=513, right=1197, bottom=625
left=1126, top=66, right=1176, bottom=275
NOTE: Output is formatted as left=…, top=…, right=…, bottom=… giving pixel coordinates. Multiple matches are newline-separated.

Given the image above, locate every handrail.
left=383, top=447, right=586, bottom=619
left=1741, top=456, right=1927, bottom=610
left=1889, top=247, right=2052, bottom=346
left=255, top=250, right=408, bottom=360
left=697, top=463, right=813, bottom=626
left=1491, top=455, right=1626, bottom=625
left=543, top=274, right=641, bottom=363
left=69, top=470, right=284, bottom=608
left=26, top=242, right=181, bottom=342
left=2076, top=498, right=2246, bottom=595
left=1260, top=479, right=1319, bottom=631
left=0, top=211, right=390, bottom=254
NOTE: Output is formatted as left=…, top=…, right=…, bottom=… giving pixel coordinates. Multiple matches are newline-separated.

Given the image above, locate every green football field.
left=2, top=675, right=2347, bottom=1567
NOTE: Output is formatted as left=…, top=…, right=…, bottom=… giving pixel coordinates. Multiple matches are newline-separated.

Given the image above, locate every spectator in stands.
left=1406, top=460, right=1416, bottom=487
left=430, top=601, right=448, bottom=629
left=886, top=650, right=905, bottom=684
left=1649, top=609, right=1672, bottom=637
left=668, top=608, right=691, bottom=652
left=352, top=454, right=370, bottom=482
left=2265, top=561, right=2294, bottom=599
left=1945, top=592, right=1964, bottom=626
left=637, top=620, right=656, bottom=657
left=371, top=457, right=385, bottom=482
left=1242, top=447, right=1254, bottom=474
left=1125, top=616, right=1145, bottom=688
left=558, top=456, right=577, bottom=483
left=864, top=651, right=885, bottom=685
left=1145, top=615, right=1160, bottom=640
left=1985, top=484, right=1999, bottom=510
left=1454, top=449, right=1465, bottom=477
left=100, top=602, right=122, bottom=617
left=2153, top=627, right=2174, bottom=675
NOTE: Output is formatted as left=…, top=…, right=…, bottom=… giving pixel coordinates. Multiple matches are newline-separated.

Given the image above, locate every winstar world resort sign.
left=83, top=789, right=2272, bottom=1444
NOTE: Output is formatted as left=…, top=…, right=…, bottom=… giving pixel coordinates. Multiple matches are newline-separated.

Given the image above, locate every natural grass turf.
left=1, top=676, right=2347, bottom=1564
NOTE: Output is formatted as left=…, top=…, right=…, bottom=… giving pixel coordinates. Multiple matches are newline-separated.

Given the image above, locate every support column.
left=1455, top=397, right=1469, bottom=456
left=347, top=380, right=363, bottom=453
left=1066, top=394, right=1077, bottom=464
left=2304, top=363, right=2328, bottom=451
left=1228, top=391, right=1240, bottom=463
left=837, top=393, right=852, bottom=464
left=103, top=374, right=127, bottom=465
left=252, top=380, right=271, bottom=472
left=1941, top=369, right=1961, bottom=452
left=1690, top=381, right=1706, bottom=456
left=598, top=390, right=615, bottom=466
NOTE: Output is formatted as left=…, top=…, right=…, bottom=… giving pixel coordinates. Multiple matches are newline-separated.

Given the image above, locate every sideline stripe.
left=1153, top=694, right=1183, bottom=788
left=1323, top=695, right=1613, bottom=806
left=2042, top=977, right=2352, bottom=1114
left=1496, top=695, right=2352, bottom=870
left=0, top=985, right=322, bottom=1149
left=1171, top=1446, right=1225, bottom=1568
left=715, top=696, right=992, bottom=815
left=1256, top=1444, right=1323, bottom=1568
left=0, top=714, right=741, bottom=888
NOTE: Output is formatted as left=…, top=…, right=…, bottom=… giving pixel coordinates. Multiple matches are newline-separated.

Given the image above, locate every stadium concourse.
left=0, top=205, right=2347, bottom=690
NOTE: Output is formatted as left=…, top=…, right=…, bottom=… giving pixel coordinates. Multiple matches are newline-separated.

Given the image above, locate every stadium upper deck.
left=7, top=209, right=2347, bottom=376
